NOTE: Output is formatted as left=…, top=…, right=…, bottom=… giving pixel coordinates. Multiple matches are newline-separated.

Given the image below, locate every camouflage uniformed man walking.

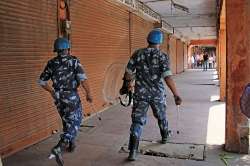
left=38, top=38, right=92, bottom=165
left=124, top=29, right=182, bottom=161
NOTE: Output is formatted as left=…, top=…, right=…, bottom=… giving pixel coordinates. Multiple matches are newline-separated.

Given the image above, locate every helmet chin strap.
left=57, top=49, right=69, bottom=56
left=148, top=44, right=160, bottom=49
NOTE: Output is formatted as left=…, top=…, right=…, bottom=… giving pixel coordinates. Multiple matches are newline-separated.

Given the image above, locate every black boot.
left=51, top=140, right=67, bottom=166
left=66, top=140, right=76, bottom=153
left=128, top=134, right=139, bottom=161
left=160, top=129, right=169, bottom=144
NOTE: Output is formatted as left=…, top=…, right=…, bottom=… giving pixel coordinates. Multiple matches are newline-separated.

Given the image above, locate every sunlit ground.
left=210, top=95, right=220, bottom=102
left=206, top=96, right=225, bottom=145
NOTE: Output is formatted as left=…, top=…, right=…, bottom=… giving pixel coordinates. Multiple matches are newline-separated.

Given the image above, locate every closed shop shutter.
left=176, top=40, right=184, bottom=73
left=161, top=31, right=170, bottom=58
left=0, top=0, right=58, bottom=157
left=0, top=0, right=167, bottom=156
left=169, top=36, right=177, bottom=74
left=70, top=0, right=130, bottom=114
left=130, top=14, right=154, bottom=54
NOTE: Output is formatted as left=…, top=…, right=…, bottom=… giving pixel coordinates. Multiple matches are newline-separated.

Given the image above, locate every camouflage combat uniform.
left=126, top=47, right=172, bottom=139
left=38, top=54, right=86, bottom=143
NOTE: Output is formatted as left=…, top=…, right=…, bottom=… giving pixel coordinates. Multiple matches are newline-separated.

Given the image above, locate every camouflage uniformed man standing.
left=38, top=38, right=92, bottom=165
left=124, top=29, right=182, bottom=161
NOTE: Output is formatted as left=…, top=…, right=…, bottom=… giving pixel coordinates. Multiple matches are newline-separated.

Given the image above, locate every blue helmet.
left=147, top=29, right=164, bottom=44
left=53, top=37, right=70, bottom=52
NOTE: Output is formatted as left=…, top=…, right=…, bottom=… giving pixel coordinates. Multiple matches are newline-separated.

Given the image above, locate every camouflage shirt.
left=126, top=48, right=172, bottom=100
left=38, top=54, right=87, bottom=91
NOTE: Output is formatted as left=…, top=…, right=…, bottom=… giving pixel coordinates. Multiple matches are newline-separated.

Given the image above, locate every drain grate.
left=120, top=140, right=206, bottom=161
left=79, top=124, right=96, bottom=133
left=192, top=83, right=216, bottom=86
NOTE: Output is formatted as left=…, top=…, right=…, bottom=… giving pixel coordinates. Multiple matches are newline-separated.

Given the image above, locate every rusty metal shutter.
left=0, top=0, right=58, bottom=157
left=70, top=0, right=130, bottom=114
left=130, top=14, right=154, bottom=53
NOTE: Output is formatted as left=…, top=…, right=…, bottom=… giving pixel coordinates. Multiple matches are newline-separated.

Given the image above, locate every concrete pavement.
left=3, top=69, right=250, bottom=166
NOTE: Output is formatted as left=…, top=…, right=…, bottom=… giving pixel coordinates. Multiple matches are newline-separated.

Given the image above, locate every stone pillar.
left=216, top=39, right=220, bottom=78
left=187, top=45, right=193, bottom=69
left=225, top=0, right=250, bottom=153
left=219, top=29, right=226, bottom=102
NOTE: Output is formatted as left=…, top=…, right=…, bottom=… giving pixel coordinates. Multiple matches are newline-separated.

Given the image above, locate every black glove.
left=119, top=76, right=133, bottom=107
left=174, top=95, right=182, bottom=105
left=119, top=77, right=132, bottom=95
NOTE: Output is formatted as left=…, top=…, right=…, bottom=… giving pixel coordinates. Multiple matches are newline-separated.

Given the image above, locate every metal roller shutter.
left=0, top=0, right=166, bottom=156
left=130, top=14, right=154, bottom=53
left=161, top=32, right=170, bottom=57
left=70, top=0, right=130, bottom=114
left=169, top=36, right=177, bottom=74
left=0, top=0, right=58, bottom=157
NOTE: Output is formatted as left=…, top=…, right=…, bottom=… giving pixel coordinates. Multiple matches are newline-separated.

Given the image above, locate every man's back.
left=203, top=54, right=208, bottom=61
left=125, top=29, right=182, bottom=161
left=40, top=55, right=83, bottom=91
left=126, top=48, right=171, bottom=100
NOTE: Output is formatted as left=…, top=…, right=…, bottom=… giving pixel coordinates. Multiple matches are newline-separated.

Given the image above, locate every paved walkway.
left=3, top=69, right=250, bottom=166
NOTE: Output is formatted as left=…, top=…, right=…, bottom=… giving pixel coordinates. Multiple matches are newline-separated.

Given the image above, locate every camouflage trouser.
left=130, top=99, right=168, bottom=139
left=54, top=91, right=83, bottom=143
left=58, top=104, right=82, bottom=142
